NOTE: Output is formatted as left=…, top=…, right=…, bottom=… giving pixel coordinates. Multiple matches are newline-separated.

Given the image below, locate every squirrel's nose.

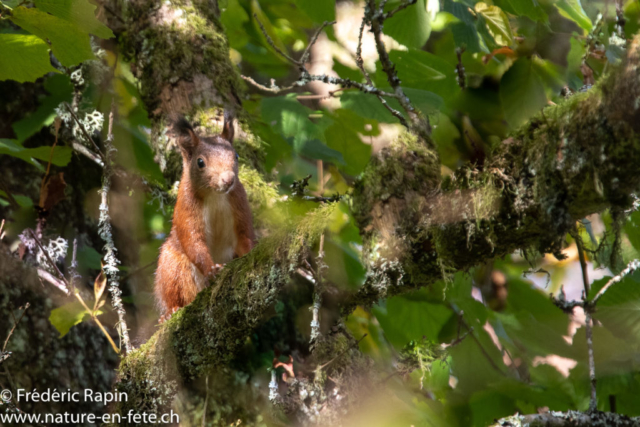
left=219, top=171, right=235, bottom=191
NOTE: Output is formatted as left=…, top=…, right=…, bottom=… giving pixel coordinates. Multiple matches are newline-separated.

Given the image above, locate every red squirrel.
left=154, top=113, right=255, bottom=321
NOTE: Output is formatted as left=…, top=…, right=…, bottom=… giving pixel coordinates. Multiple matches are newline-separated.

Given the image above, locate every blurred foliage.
left=2, top=0, right=640, bottom=425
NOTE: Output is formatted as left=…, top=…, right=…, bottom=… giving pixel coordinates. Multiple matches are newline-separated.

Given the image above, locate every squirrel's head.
left=174, top=113, right=238, bottom=197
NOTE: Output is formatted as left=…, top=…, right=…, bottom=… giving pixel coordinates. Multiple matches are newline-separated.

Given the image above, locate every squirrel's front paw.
left=158, top=306, right=180, bottom=324
left=205, top=263, right=225, bottom=279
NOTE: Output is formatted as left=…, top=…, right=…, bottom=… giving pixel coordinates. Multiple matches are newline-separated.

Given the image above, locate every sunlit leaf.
left=475, top=2, right=514, bottom=46
left=555, top=0, right=592, bottom=33
left=0, top=34, right=59, bottom=83
left=0, top=139, right=72, bottom=168
left=11, top=6, right=94, bottom=67
left=33, top=0, right=114, bottom=39
left=221, top=0, right=250, bottom=49
left=49, top=301, right=90, bottom=337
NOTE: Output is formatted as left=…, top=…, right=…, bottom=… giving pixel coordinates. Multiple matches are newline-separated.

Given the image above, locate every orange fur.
left=154, top=116, right=255, bottom=320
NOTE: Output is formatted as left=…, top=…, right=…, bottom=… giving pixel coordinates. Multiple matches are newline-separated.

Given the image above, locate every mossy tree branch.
left=104, top=0, right=640, bottom=420
left=348, top=37, right=640, bottom=310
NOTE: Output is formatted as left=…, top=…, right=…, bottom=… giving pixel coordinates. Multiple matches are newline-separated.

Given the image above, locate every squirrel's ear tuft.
left=173, top=117, right=200, bottom=156
left=221, top=110, right=235, bottom=144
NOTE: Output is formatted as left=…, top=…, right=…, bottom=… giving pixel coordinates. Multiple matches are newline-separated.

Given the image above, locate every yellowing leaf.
left=475, top=2, right=514, bottom=46
left=93, top=267, right=107, bottom=309
left=49, top=301, right=90, bottom=337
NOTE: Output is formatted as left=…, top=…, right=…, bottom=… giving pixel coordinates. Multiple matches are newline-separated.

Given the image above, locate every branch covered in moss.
left=494, top=410, right=640, bottom=426
left=103, top=1, right=640, bottom=421
left=347, top=36, right=640, bottom=309
left=113, top=204, right=339, bottom=415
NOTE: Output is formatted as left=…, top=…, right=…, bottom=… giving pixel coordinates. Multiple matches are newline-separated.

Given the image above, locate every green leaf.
left=606, top=33, right=627, bottom=65
left=33, top=0, right=114, bottom=39
left=251, top=0, right=289, bottom=60
left=13, top=74, right=73, bottom=142
left=397, top=87, right=443, bottom=114
left=555, top=0, right=592, bottom=33
left=450, top=21, right=484, bottom=53
left=340, top=91, right=399, bottom=123
left=332, top=58, right=363, bottom=83
left=499, top=58, right=547, bottom=128
left=76, top=245, right=102, bottom=271
left=295, top=0, right=335, bottom=24
left=496, top=0, right=547, bottom=22
left=0, top=139, right=72, bottom=168
left=442, top=0, right=475, bottom=26
left=298, top=139, right=345, bottom=165
left=624, top=210, right=640, bottom=251
left=0, top=34, right=59, bottom=83
left=220, top=0, right=250, bottom=49
left=0, top=190, right=33, bottom=208
left=381, top=49, right=460, bottom=101
left=49, top=301, right=90, bottom=337
left=261, top=96, right=346, bottom=165
left=1, top=0, right=21, bottom=7
left=123, top=124, right=165, bottom=183
left=383, top=0, right=431, bottom=49
left=324, top=109, right=373, bottom=176
left=374, top=292, right=454, bottom=347
left=594, top=273, right=640, bottom=342
left=11, top=6, right=95, bottom=67
left=475, top=2, right=514, bottom=46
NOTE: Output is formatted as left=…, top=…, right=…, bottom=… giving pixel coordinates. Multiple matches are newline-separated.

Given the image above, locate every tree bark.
left=98, top=1, right=640, bottom=423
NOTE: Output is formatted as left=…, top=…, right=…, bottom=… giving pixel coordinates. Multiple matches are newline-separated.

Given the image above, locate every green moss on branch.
left=348, top=38, right=640, bottom=309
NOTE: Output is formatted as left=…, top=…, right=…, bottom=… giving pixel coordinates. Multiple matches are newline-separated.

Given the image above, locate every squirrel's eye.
left=235, top=153, right=239, bottom=161
left=197, top=158, right=205, bottom=169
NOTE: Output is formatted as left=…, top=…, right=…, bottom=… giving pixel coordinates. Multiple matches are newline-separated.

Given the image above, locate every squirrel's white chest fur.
left=202, top=193, right=237, bottom=264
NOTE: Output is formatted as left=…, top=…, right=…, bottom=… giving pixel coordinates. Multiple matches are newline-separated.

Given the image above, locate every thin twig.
left=99, top=100, right=132, bottom=353
left=2, top=303, right=29, bottom=353
left=37, top=268, right=71, bottom=295
left=241, top=75, right=297, bottom=94
left=573, top=227, right=598, bottom=412
left=300, top=20, right=336, bottom=65
left=29, top=229, right=70, bottom=295
left=310, top=231, right=325, bottom=344
left=367, top=0, right=418, bottom=129
left=68, top=238, right=79, bottom=292
left=254, top=13, right=301, bottom=66
left=453, top=305, right=508, bottom=376
left=71, top=141, right=105, bottom=167
left=455, top=47, right=466, bottom=89
left=63, top=103, right=105, bottom=160
left=592, top=259, right=640, bottom=304
left=317, top=334, right=368, bottom=370
left=39, top=118, right=61, bottom=202
left=28, top=230, right=119, bottom=353
left=252, top=13, right=411, bottom=127
left=383, top=0, right=418, bottom=20
left=354, top=18, right=407, bottom=124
